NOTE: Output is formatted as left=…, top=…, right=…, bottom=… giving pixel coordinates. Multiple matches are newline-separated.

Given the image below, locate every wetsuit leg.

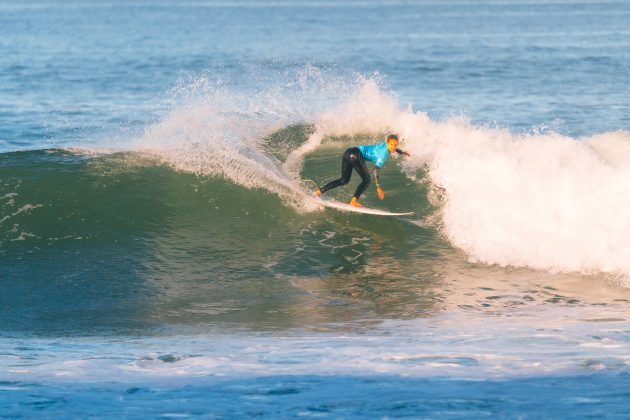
left=349, top=152, right=371, bottom=199
left=319, top=148, right=356, bottom=194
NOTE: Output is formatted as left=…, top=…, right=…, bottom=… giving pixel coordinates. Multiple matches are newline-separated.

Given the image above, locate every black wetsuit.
left=319, top=147, right=371, bottom=199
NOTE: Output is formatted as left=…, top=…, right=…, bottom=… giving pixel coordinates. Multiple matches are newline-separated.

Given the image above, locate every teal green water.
left=1, top=145, right=443, bottom=335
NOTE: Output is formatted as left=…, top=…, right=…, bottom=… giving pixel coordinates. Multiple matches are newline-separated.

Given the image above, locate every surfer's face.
left=387, top=139, right=398, bottom=153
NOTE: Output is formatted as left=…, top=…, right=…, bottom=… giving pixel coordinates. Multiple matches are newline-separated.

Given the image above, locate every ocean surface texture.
left=2, top=0, right=630, bottom=418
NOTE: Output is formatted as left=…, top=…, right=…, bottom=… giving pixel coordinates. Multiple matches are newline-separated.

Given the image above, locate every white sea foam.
left=2, top=305, right=628, bottom=384
left=132, top=68, right=363, bottom=211
left=400, top=119, right=630, bottom=276
left=135, top=94, right=307, bottom=208
left=0, top=203, right=43, bottom=225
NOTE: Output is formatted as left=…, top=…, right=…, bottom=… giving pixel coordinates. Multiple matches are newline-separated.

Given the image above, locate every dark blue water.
left=3, top=374, right=630, bottom=418
left=2, top=0, right=629, bottom=152
left=2, top=1, right=630, bottom=417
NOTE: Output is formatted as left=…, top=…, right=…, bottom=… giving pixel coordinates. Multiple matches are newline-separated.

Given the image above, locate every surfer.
left=314, top=134, right=411, bottom=207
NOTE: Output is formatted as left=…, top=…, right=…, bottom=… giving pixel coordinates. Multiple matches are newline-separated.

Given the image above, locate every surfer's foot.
left=313, top=188, right=322, bottom=197
left=350, top=197, right=362, bottom=207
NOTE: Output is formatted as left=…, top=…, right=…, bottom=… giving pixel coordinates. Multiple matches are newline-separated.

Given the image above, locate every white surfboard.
left=317, top=198, right=414, bottom=217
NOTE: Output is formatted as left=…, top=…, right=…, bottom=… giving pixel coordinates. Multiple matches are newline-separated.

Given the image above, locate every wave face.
left=0, top=146, right=436, bottom=335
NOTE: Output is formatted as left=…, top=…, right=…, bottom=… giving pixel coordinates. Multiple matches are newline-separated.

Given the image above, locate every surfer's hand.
left=377, top=188, right=385, bottom=200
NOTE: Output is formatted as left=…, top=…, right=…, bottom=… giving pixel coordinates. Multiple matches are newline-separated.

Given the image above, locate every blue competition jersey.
left=357, top=142, right=390, bottom=168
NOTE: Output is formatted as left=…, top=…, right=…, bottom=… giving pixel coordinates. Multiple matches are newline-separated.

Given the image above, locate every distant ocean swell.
left=3, top=72, right=630, bottom=279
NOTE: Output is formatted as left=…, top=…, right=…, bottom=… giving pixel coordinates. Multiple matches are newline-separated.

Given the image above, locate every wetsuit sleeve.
left=395, top=148, right=410, bottom=157
left=373, top=167, right=382, bottom=190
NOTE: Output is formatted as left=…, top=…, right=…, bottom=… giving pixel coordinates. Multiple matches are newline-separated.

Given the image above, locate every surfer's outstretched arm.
left=373, top=166, right=385, bottom=200
left=395, top=148, right=411, bottom=157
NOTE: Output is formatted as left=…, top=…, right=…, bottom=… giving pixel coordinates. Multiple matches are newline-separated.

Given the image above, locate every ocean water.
left=2, top=0, right=630, bottom=417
